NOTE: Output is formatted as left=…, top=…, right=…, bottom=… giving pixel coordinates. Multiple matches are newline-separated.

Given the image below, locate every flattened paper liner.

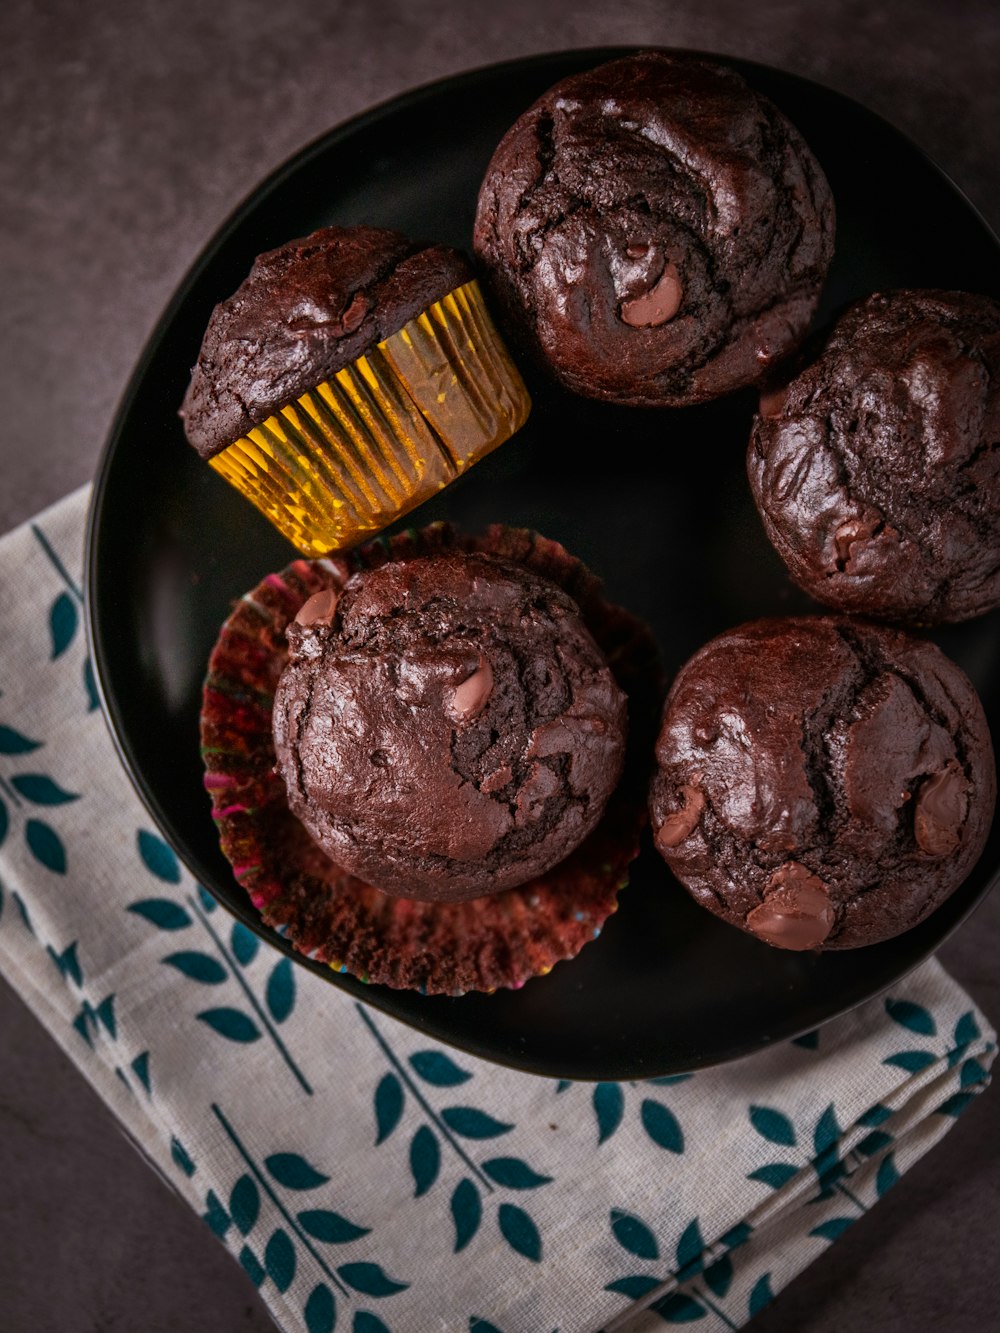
left=201, top=523, right=661, bottom=994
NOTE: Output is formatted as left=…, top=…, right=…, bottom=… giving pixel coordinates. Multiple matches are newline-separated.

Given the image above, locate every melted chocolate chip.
left=294, top=588, right=340, bottom=627
left=914, top=760, right=969, bottom=857
left=654, top=783, right=705, bottom=851
left=446, top=656, right=494, bottom=723
left=745, top=862, right=834, bottom=950
left=619, top=262, right=683, bottom=327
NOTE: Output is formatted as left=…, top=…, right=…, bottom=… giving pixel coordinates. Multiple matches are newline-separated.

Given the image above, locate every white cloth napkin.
left=0, top=487, right=994, bottom=1333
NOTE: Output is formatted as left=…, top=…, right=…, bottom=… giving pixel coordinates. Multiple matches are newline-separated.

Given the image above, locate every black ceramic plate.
left=87, top=49, right=1000, bottom=1080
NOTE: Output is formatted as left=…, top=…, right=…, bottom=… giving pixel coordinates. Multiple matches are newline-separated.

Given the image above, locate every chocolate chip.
left=655, top=783, right=705, bottom=851
left=745, top=862, right=834, bottom=950
left=294, top=588, right=340, bottom=627
left=447, top=657, right=493, bottom=723
left=619, top=262, right=683, bottom=327
left=914, top=760, right=969, bottom=857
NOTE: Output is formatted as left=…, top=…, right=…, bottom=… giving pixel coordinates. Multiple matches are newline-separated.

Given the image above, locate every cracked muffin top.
left=649, top=617, right=995, bottom=950
left=180, top=225, right=472, bottom=460
left=749, top=289, right=1000, bottom=624
left=473, top=51, right=834, bottom=407
left=271, top=551, right=628, bottom=902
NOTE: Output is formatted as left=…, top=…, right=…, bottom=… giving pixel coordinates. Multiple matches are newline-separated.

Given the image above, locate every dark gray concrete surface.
left=1, top=1, right=998, bottom=1329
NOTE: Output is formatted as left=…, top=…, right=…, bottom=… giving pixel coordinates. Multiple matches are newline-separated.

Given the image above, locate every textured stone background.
left=1, top=0, right=998, bottom=1328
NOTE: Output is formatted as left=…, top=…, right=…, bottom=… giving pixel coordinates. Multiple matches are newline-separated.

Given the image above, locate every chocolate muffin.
left=180, top=225, right=530, bottom=556
left=749, top=290, right=1000, bottom=623
left=650, top=617, right=995, bottom=950
left=272, top=550, right=628, bottom=902
left=473, top=51, right=835, bottom=407
left=182, top=225, right=471, bottom=459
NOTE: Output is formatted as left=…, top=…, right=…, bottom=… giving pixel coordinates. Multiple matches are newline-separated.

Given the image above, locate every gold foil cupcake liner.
left=209, top=280, right=531, bottom=556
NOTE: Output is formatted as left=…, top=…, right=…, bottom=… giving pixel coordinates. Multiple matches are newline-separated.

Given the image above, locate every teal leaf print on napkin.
left=231, top=1174, right=261, bottom=1235
left=409, top=1050, right=472, bottom=1086
left=675, top=1217, right=706, bottom=1280
left=354, top=1313, right=391, bottom=1333
left=791, top=1029, right=820, bottom=1049
left=163, top=951, right=228, bottom=984
left=469, top=1319, right=503, bottom=1333
left=884, top=1050, right=937, bottom=1073
left=876, top=1152, right=901, bottom=1197
left=265, top=1153, right=330, bottom=1190
left=374, top=1074, right=405, bottom=1145
left=25, top=818, right=66, bottom=873
left=11, top=774, right=78, bottom=804
left=594, top=1082, right=625, bottom=1145
left=83, top=657, right=100, bottom=711
left=48, top=590, right=78, bottom=659
left=137, top=828, right=182, bottom=883
left=652, top=1292, right=706, bottom=1322
left=450, top=1178, right=482, bottom=1252
left=129, top=879, right=311, bottom=1091
left=885, top=997, right=936, bottom=1036
left=703, top=1253, right=733, bottom=1299
left=606, top=1275, right=662, bottom=1299
left=641, top=1099, right=684, bottom=1153
left=46, top=939, right=82, bottom=986
left=240, top=1246, right=265, bottom=1286
left=304, top=1284, right=336, bottom=1333
left=197, top=1007, right=262, bottom=1043
left=748, top=1273, right=775, bottom=1318
left=498, top=1203, right=542, bottom=1262
left=610, top=1209, right=659, bottom=1260
left=130, top=1050, right=151, bottom=1093
left=171, top=1137, right=196, bottom=1178
left=0, top=725, right=42, bottom=754
left=202, top=1189, right=231, bottom=1238
left=298, top=1211, right=370, bottom=1244
left=231, top=921, right=259, bottom=966
left=809, top=1217, right=855, bottom=1243
left=265, top=1227, right=296, bottom=1292
left=747, top=1162, right=799, bottom=1189
left=481, top=1158, right=552, bottom=1190
left=337, top=1263, right=408, bottom=1297
left=410, top=1125, right=441, bottom=1196
left=128, top=899, right=192, bottom=930
left=749, top=1105, right=796, bottom=1147
left=266, top=957, right=295, bottom=1023
left=440, top=1108, right=513, bottom=1139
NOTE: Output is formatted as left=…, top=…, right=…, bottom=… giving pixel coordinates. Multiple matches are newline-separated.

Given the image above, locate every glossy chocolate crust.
left=472, top=51, right=834, bottom=407
left=180, top=225, right=472, bottom=459
left=650, top=617, right=995, bottom=949
left=272, top=551, right=627, bottom=901
left=749, top=290, right=1000, bottom=623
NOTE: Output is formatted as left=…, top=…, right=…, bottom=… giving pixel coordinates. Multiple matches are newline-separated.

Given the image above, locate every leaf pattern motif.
left=497, top=1203, right=541, bottom=1262
left=374, top=1073, right=404, bottom=1145
left=450, top=1178, right=481, bottom=1253
left=25, top=818, right=66, bottom=872
left=410, top=1124, right=440, bottom=1197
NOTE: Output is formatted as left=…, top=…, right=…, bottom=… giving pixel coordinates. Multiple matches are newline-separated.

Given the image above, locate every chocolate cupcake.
left=272, top=550, right=628, bottom=902
left=201, top=524, right=661, bottom=994
left=181, top=225, right=530, bottom=556
left=749, top=290, right=1000, bottom=623
left=473, top=51, right=834, bottom=407
left=650, top=617, right=995, bottom=950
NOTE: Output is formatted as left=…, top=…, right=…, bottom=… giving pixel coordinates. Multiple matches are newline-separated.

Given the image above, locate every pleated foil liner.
left=200, top=523, right=663, bottom=996
left=208, top=281, right=531, bottom=557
